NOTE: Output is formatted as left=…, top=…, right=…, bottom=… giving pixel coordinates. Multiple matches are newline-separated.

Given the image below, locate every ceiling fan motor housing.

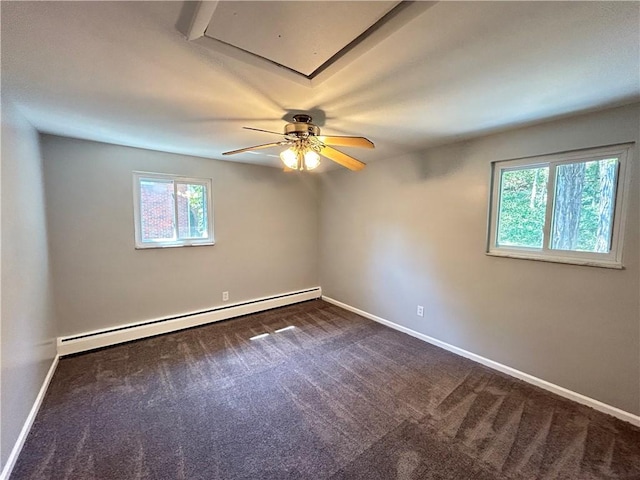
left=285, top=115, right=320, bottom=137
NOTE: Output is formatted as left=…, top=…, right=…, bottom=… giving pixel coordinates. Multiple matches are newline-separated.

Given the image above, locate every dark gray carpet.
left=11, top=300, right=640, bottom=479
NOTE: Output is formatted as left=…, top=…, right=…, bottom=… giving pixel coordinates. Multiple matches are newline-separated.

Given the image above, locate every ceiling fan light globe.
left=304, top=150, right=321, bottom=170
left=280, top=148, right=299, bottom=169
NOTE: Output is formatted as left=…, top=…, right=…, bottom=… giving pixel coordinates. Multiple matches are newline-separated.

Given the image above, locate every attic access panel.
left=205, top=1, right=400, bottom=78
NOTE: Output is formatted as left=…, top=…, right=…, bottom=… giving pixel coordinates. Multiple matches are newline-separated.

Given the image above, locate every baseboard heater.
left=57, top=287, right=322, bottom=356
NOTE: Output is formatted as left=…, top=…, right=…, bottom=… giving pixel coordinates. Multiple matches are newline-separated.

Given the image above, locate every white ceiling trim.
left=187, top=0, right=218, bottom=40
left=186, top=0, right=219, bottom=41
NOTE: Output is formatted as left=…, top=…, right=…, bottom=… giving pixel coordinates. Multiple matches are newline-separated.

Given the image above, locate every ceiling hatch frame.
left=186, top=1, right=437, bottom=86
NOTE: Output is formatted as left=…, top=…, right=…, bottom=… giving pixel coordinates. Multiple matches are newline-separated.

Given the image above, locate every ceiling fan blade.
left=222, top=142, right=285, bottom=156
left=317, top=136, right=374, bottom=149
left=320, top=146, right=366, bottom=171
left=243, top=127, right=284, bottom=136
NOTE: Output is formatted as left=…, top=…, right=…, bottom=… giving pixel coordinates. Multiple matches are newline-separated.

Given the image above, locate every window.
left=487, top=144, right=632, bottom=268
left=133, top=172, right=213, bottom=248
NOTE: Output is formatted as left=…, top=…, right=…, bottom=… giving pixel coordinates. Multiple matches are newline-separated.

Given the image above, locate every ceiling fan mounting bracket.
left=292, top=114, right=312, bottom=123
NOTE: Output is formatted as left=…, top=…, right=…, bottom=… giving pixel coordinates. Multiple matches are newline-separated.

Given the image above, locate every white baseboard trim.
left=322, top=295, right=640, bottom=428
left=58, top=287, right=322, bottom=356
left=0, top=354, right=60, bottom=480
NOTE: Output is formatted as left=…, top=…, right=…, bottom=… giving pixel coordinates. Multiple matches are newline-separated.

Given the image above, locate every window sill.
left=135, top=241, right=215, bottom=250
left=486, top=250, right=623, bottom=269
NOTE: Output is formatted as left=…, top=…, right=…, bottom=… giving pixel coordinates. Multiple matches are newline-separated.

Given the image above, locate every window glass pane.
left=551, top=158, right=618, bottom=252
left=497, top=166, right=549, bottom=248
left=176, top=183, right=208, bottom=239
left=140, top=179, right=175, bottom=242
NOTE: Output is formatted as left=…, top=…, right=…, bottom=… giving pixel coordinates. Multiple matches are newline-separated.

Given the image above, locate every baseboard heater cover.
left=57, top=287, right=321, bottom=356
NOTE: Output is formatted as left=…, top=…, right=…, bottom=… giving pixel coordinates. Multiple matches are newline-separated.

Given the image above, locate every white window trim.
left=133, top=171, right=214, bottom=249
left=487, top=143, right=633, bottom=269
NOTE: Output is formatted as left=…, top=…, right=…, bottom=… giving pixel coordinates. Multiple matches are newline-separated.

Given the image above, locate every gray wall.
left=3, top=103, right=637, bottom=472
left=0, top=100, right=56, bottom=467
left=319, top=103, right=640, bottom=415
left=41, top=135, right=319, bottom=336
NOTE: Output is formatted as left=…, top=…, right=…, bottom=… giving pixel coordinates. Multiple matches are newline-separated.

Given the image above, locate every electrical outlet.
left=222, top=291, right=229, bottom=302
left=417, top=305, right=424, bottom=317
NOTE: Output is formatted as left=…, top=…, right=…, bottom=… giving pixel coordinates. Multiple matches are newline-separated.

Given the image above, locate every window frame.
left=487, top=143, right=633, bottom=269
left=133, top=171, right=214, bottom=249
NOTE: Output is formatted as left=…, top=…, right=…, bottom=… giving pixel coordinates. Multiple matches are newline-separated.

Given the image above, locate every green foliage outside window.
left=188, top=184, right=207, bottom=237
left=552, top=159, right=617, bottom=252
left=496, top=158, right=617, bottom=253
left=177, top=183, right=208, bottom=239
left=497, top=166, right=548, bottom=248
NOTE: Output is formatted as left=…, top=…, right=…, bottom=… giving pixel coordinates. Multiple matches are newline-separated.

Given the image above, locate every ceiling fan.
left=222, top=114, right=374, bottom=171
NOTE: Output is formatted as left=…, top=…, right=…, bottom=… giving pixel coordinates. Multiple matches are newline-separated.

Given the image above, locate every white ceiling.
left=2, top=1, right=639, bottom=169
